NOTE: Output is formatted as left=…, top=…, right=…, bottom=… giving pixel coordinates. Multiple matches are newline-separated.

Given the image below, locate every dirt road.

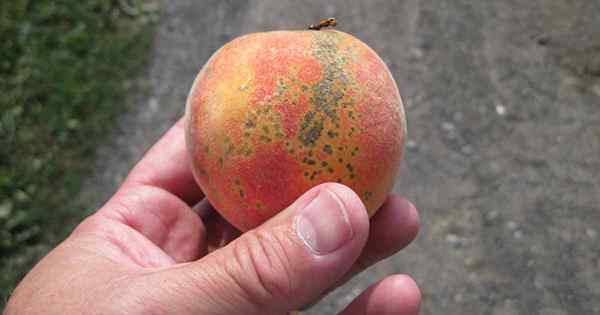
left=81, top=1, right=600, bottom=313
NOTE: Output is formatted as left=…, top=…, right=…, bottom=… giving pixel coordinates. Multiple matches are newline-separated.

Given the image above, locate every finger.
left=346, top=196, right=420, bottom=277
left=193, top=199, right=242, bottom=252
left=339, top=275, right=421, bottom=315
left=301, top=196, right=420, bottom=310
left=204, top=208, right=242, bottom=252
left=122, top=118, right=204, bottom=205
left=99, top=185, right=207, bottom=262
left=153, top=183, right=370, bottom=314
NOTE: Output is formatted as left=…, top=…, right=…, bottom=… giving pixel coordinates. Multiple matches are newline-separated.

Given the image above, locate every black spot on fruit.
left=323, top=144, right=333, bottom=155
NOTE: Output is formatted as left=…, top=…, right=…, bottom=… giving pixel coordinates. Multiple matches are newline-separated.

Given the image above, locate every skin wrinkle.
left=76, top=214, right=176, bottom=268
left=102, top=183, right=206, bottom=263
left=220, top=248, right=265, bottom=314
left=170, top=264, right=229, bottom=314
left=265, top=225, right=299, bottom=301
left=250, top=228, right=299, bottom=305
left=140, top=274, right=193, bottom=315
left=229, top=233, right=276, bottom=309
left=83, top=273, right=142, bottom=314
left=100, top=225, right=169, bottom=268
left=115, top=185, right=177, bottom=247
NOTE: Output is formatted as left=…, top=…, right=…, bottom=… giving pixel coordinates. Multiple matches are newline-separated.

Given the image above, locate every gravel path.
left=80, top=1, right=600, bottom=314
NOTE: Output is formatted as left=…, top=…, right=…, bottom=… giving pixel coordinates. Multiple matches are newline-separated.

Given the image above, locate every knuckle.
left=228, top=229, right=299, bottom=305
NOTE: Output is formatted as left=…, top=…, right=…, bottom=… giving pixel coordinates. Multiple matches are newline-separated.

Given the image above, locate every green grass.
left=0, top=0, right=157, bottom=304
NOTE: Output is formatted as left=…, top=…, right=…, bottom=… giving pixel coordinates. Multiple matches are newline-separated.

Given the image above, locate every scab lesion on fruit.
left=259, top=135, right=272, bottom=143
left=323, top=144, right=333, bottom=155
left=226, top=143, right=235, bottom=155
left=245, top=119, right=256, bottom=129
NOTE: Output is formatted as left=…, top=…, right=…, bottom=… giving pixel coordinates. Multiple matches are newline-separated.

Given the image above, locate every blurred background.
left=1, top=0, right=599, bottom=313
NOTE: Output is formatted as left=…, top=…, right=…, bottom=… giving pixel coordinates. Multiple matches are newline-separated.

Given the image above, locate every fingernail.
left=295, top=188, right=353, bottom=254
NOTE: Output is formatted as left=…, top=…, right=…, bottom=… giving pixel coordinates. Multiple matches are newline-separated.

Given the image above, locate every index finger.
left=122, top=117, right=204, bottom=205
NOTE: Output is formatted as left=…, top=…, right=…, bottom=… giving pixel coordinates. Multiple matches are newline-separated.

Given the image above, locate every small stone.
left=489, top=161, right=501, bottom=173
left=592, top=84, right=600, bottom=97
left=561, top=230, right=573, bottom=242
left=563, top=76, right=578, bottom=86
left=411, top=48, right=423, bottom=59
left=461, top=145, right=473, bottom=155
left=586, top=228, right=597, bottom=240
left=441, top=122, right=455, bottom=131
left=14, top=190, right=28, bottom=202
left=0, top=201, right=13, bottom=219
left=446, top=233, right=460, bottom=246
left=464, top=257, right=475, bottom=267
left=495, top=104, right=506, bottom=116
left=453, top=111, right=464, bottom=121
left=486, top=210, right=499, bottom=221
left=32, top=158, right=42, bottom=170
left=66, top=119, right=80, bottom=130
left=534, top=275, right=544, bottom=289
left=454, top=293, right=464, bottom=303
left=148, top=97, right=159, bottom=111
left=468, top=273, right=478, bottom=281
left=506, top=221, right=518, bottom=230
left=513, top=230, right=523, bottom=239
left=407, top=140, right=418, bottom=150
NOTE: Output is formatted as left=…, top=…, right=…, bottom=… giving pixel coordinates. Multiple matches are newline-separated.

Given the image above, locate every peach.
left=185, top=30, right=406, bottom=231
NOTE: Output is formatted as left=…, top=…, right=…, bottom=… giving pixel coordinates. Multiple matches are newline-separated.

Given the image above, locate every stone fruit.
left=185, top=29, right=406, bottom=231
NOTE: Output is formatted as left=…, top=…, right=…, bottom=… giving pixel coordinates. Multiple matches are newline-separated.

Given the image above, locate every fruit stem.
left=307, top=17, right=337, bottom=30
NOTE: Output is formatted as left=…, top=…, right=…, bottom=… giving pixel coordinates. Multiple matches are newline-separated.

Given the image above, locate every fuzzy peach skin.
left=185, top=30, right=406, bottom=231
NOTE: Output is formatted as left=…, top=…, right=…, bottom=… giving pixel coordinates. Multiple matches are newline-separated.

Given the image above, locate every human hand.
left=5, top=119, right=421, bottom=315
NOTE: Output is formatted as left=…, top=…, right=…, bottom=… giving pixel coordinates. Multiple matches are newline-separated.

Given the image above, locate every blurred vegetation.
left=0, top=0, right=157, bottom=304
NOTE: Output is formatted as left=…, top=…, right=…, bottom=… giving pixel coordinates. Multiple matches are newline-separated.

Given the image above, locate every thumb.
left=168, top=183, right=369, bottom=314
